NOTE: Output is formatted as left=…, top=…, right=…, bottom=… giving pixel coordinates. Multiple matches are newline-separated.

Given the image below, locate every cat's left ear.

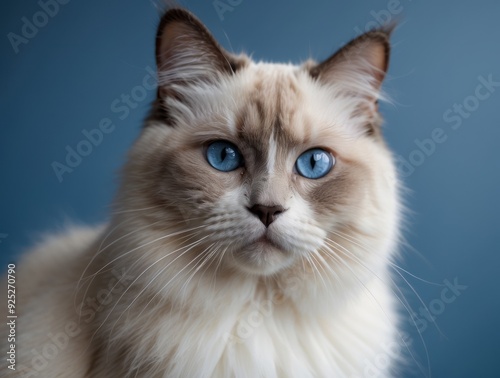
left=309, top=26, right=394, bottom=125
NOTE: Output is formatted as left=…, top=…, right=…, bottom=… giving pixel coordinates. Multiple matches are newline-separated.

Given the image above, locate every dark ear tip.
left=160, top=7, right=197, bottom=22
left=358, top=21, right=397, bottom=46
left=355, top=22, right=397, bottom=68
left=377, top=20, right=398, bottom=37
left=156, top=8, right=197, bottom=40
left=307, top=21, right=396, bottom=87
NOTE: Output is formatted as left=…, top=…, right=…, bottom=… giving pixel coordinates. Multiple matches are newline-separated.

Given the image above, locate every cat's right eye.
left=206, top=141, right=244, bottom=172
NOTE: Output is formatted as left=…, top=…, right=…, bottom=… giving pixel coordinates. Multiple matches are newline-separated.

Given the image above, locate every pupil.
left=221, top=148, right=227, bottom=161
left=310, top=155, right=316, bottom=169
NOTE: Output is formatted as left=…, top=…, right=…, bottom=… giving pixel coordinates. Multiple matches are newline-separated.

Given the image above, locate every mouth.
left=228, top=231, right=292, bottom=275
left=250, top=231, right=283, bottom=251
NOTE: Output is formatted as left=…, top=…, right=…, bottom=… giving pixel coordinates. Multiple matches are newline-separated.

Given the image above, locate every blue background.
left=1, top=1, right=499, bottom=376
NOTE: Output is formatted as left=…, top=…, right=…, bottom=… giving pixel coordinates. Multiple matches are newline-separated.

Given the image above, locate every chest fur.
left=102, top=279, right=397, bottom=378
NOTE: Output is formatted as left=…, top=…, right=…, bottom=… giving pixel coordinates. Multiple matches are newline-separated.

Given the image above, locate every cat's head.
left=116, top=9, right=399, bottom=284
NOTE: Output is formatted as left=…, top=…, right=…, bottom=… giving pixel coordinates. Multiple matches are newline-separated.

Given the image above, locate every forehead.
left=233, top=64, right=312, bottom=151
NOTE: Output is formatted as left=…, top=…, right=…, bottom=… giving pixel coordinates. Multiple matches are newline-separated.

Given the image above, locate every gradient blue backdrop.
left=1, top=1, right=499, bottom=376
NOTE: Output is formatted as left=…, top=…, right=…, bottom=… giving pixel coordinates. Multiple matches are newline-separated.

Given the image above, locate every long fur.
left=1, top=9, right=403, bottom=378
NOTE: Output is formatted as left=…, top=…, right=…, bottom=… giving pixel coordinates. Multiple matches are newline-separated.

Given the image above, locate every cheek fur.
left=155, top=144, right=245, bottom=215
left=294, top=158, right=370, bottom=220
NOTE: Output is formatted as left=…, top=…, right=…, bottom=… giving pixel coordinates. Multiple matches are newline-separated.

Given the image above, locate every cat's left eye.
left=206, top=141, right=244, bottom=172
left=295, top=148, right=334, bottom=179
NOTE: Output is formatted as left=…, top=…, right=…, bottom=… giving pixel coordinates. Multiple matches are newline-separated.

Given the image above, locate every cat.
left=1, top=8, right=403, bottom=378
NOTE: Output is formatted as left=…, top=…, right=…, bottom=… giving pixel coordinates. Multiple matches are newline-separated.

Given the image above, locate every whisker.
left=211, top=243, right=231, bottom=290
left=309, top=251, right=330, bottom=290
left=82, top=232, right=210, bottom=357
left=109, top=204, right=167, bottom=215
left=303, top=255, right=321, bottom=295
left=323, top=240, right=430, bottom=378
left=78, top=227, right=207, bottom=325
left=80, top=224, right=208, bottom=296
left=104, top=235, right=213, bottom=348
left=312, top=249, right=342, bottom=285
left=75, top=218, right=130, bottom=298
left=331, top=230, right=442, bottom=287
left=133, top=244, right=211, bottom=325
left=92, top=230, right=203, bottom=315
left=180, top=242, right=220, bottom=298
left=78, top=220, right=164, bottom=284
left=327, top=235, right=444, bottom=337
left=105, top=241, right=219, bottom=360
left=74, top=219, right=163, bottom=316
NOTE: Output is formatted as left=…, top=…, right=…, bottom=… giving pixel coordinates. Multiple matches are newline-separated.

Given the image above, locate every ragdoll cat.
left=2, top=8, right=403, bottom=378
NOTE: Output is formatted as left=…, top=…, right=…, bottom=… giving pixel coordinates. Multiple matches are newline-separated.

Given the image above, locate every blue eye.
left=206, top=141, right=243, bottom=172
left=295, top=148, right=334, bottom=179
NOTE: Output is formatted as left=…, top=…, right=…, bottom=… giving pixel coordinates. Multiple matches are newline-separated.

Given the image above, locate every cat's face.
left=119, top=10, right=399, bottom=280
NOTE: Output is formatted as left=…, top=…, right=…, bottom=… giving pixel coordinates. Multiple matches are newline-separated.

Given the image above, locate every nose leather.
left=248, top=204, right=286, bottom=227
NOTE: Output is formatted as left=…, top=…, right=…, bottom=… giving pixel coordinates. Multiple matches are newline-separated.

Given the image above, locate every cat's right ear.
left=155, top=9, right=245, bottom=91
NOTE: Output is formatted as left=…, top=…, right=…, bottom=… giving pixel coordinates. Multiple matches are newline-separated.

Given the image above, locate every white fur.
left=1, top=25, right=404, bottom=378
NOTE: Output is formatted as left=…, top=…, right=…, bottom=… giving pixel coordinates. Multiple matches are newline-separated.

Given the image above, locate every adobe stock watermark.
left=355, top=331, right=413, bottom=378
left=14, top=268, right=134, bottom=377
left=397, top=74, right=499, bottom=177
left=359, top=277, right=468, bottom=378
left=7, top=0, right=71, bottom=54
left=213, top=0, right=243, bottom=21
left=409, top=277, right=468, bottom=334
left=51, top=66, right=158, bottom=183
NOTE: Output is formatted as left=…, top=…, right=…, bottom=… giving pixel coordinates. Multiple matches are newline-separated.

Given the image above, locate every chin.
left=230, top=240, right=295, bottom=276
